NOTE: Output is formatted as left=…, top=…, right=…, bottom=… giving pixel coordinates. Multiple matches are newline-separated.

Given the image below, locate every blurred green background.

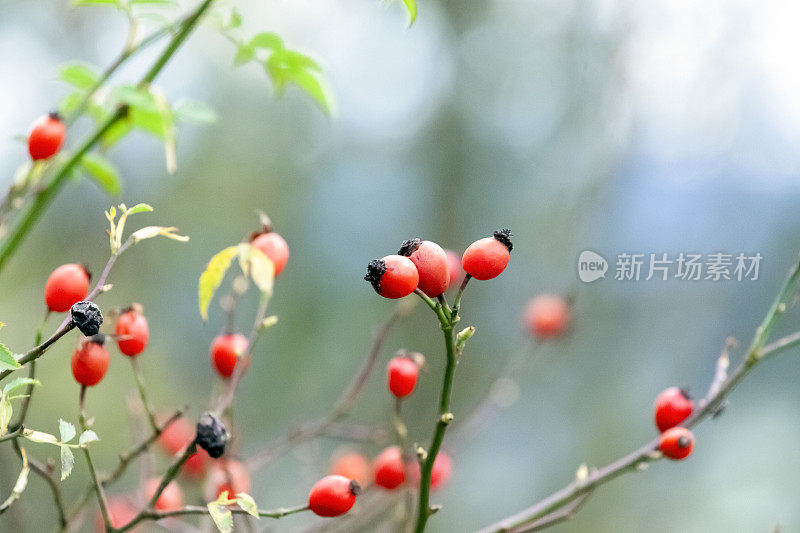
left=1, top=0, right=800, bottom=531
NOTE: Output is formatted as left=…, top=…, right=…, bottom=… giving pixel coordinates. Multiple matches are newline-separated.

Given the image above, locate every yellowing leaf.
left=238, top=244, right=274, bottom=297
left=236, top=493, right=259, bottom=518
left=199, top=247, right=239, bottom=321
left=402, top=0, right=417, bottom=26
left=22, top=429, right=59, bottom=445
left=0, top=400, right=11, bottom=436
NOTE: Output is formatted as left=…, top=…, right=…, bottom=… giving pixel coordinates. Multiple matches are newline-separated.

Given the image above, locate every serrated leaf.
left=401, top=0, right=417, bottom=26
left=236, top=493, right=259, bottom=518
left=0, top=400, right=11, bottom=436
left=199, top=246, right=239, bottom=321
left=80, top=153, right=122, bottom=196
left=0, top=343, right=21, bottom=371
left=130, top=226, right=189, bottom=243
left=79, top=430, right=99, bottom=446
left=23, top=429, right=59, bottom=445
left=208, top=502, right=233, bottom=533
left=3, top=378, right=39, bottom=396
left=59, top=419, right=76, bottom=443
left=60, top=445, right=74, bottom=480
left=239, top=244, right=274, bottom=297
left=58, top=63, right=98, bottom=90
left=174, top=99, right=218, bottom=124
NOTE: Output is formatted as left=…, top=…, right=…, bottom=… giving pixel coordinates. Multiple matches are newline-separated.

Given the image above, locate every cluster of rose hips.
left=654, top=387, right=695, bottom=460
left=364, top=230, right=513, bottom=299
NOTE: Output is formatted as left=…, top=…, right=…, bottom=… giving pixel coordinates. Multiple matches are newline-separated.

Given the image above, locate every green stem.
left=0, top=0, right=216, bottom=274
left=413, top=322, right=456, bottom=533
left=80, top=386, right=112, bottom=531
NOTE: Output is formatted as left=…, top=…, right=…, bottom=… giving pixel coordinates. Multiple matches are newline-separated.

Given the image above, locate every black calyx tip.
left=88, top=333, right=106, bottom=346
left=397, top=238, right=421, bottom=257
left=677, top=436, right=691, bottom=448
left=349, top=480, right=362, bottom=496
left=48, top=111, right=62, bottom=122
left=195, top=411, right=230, bottom=459
left=70, top=301, right=103, bottom=337
left=79, top=263, right=93, bottom=282
left=493, top=229, right=513, bottom=252
left=679, top=388, right=691, bottom=401
left=364, top=259, right=387, bottom=293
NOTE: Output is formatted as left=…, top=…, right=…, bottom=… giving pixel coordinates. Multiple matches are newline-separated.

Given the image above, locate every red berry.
left=28, top=112, right=65, bottom=161
left=158, top=417, right=195, bottom=456
left=330, top=451, right=371, bottom=487
left=308, top=475, right=360, bottom=517
left=183, top=449, right=210, bottom=478
left=398, top=239, right=450, bottom=297
left=461, top=229, right=512, bottom=281
left=45, top=263, right=90, bottom=313
left=145, top=478, right=183, bottom=511
left=659, top=427, right=695, bottom=460
left=387, top=357, right=419, bottom=398
left=95, top=496, right=137, bottom=532
left=373, top=446, right=405, bottom=489
left=365, top=255, right=419, bottom=299
left=408, top=451, right=452, bottom=492
left=210, top=459, right=250, bottom=498
left=71, top=338, right=109, bottom=387
left=444, top=249, right=463, bottom=290
left=211, top=333, right=248, bottom=378
left=523, top=294, right=570, bottom=339
left=251, top=231, right=289, bottom=276
left=115, top=307, right=149, bottom=357
left=654, top=387, right=693, bottom=432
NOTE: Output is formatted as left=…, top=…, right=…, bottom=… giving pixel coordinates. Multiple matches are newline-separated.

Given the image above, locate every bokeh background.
left=1, top=0, right=800, bottom=531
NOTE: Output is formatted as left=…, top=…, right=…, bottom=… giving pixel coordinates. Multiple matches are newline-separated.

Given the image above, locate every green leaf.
left=101, top=118, right=133, bottom=149
left=285, top=68, right=336, bottom=116
left=58, top=63, right=98, bottom=90
left=233, top=43, right=255, bottom=66
left=22, top=430, right=59, bottom=445
left=60, top=445, right=74, bottom=481
left=401, top=0, right=417, bottom=26
left=129, top=107, right=166, bottom=139
left=80, top=153, right=122, bottom=196
left=126, top=203, right=153, bottom=215
left=282, top=50, right=322, bottom=72
left=250, top=32, right=284, bottom=52
left=226, top=8, right=242, bottom=29
left=3, top=378, right=39, bottom=396
left=79, top=430, right=99, bottom=446
left=112, top=85, right=159, bottom=113
left=0, top=400, right=11, bottom=436
left=173, top=99, right=218, bottom=124
left=208, top=502, right=233, bottom=533
left=0, top=343, right=21, bottom=371
left=236, top=493, right=259, bottom=518
left=59, top=419, right=76, bottom=444
left=199, top=246, right=239, bottom=321
left=59, top=92, right=84, bottom=116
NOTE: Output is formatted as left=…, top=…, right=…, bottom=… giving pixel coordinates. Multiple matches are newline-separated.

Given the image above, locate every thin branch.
left=246, top=303, right=409, bottom=471
left=477, top=260, right=800, bottom=533
left=118, top=503, right=309, bottom=531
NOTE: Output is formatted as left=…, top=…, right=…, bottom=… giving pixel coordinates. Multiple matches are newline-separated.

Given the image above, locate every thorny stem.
left=477, top=258, right=800, bottom=533
left=0, top=0, right=216, bottom=274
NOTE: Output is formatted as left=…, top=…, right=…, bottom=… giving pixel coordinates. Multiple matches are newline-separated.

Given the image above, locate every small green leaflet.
left=173, top=99, right=218, bottom=124
left=79, top=430, right=99, bottom=446
left=60, top=445, right=74, bottom=481
left=3, top=378, right=39, bottom=396
left=0, top=342, right=21, bottom=371
left=58, top=62, right=99, bottom=90
left=80, top=153, right=122, bottom=196
left=59, top=419, right=76, bottom=443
